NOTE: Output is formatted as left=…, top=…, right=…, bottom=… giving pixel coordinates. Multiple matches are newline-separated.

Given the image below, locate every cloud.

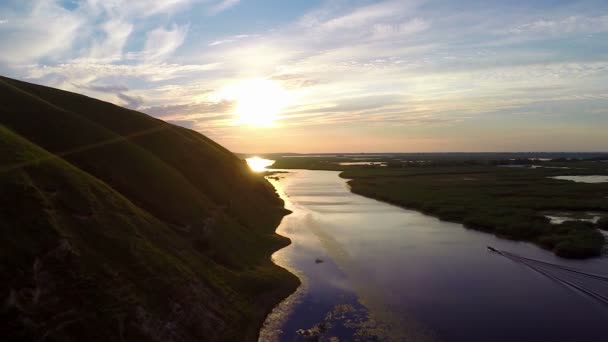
left=302, top=0, right=416, bottom=31
left=87, top=19, right=133, bottom=62
left=142, top=24, right=189, bottom=62
left=209, top=39, right=233, bottom=46
left=163, top=7, right=607, bottom=151
left=208, top=0, right=240, bottom=15
left=143, top=101, right=234, bottom=118
left=271, top=74, right=321, bottom=89
left=143, top=101, right=237, bottom=131
left=74, top=82, right=143, bottom=109
left=1, top=0, right=608, bottom=152
left=208, top=34, right=257, bottom=46
left=84, top=0, right=197, bottom=18
left=117, top=92, right=144, bottom=109
left=25, top=62, right=221, bottom=84
left=81, top=83, right=130, bottom=93
left=320, top=6, right=392, bottom=30
left=0, top=0, right=202, bottom=64
left=372, top=18, right=429, bottom=39
left=0, top=1, right=83, bottom=63
left=508, top=15, right=608, bottom=35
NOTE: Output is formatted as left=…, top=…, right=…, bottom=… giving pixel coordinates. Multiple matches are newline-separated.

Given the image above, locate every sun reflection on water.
left=246, top=157, right=275, bottom=172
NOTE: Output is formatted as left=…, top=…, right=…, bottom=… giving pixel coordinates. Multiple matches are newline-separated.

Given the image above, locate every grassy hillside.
left=0, top=76, right=298, bottom=341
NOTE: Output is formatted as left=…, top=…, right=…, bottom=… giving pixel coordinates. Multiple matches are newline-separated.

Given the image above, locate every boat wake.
left=489, top=247, right=608, bottom=306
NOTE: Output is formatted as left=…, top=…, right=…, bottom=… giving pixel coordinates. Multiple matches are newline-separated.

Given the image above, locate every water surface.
left=246, top=157, right=275, bottom=172
left=338, top=161, right=387, bottom=166
left=551, top=175, right=608, bottom=183
left=261, top=170, right=608, bottom=342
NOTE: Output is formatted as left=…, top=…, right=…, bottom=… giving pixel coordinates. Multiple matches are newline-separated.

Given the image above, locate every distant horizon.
left=239, top=151, right=608, bottom=155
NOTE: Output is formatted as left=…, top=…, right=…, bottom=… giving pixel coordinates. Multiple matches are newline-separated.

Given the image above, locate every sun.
left=230, top=79, right=288, bottom=126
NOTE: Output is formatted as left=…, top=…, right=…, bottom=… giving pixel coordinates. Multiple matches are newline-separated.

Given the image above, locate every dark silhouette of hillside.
left=0, top=76, right=297, bottom=341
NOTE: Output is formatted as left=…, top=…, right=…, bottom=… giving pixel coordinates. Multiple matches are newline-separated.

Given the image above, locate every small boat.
left=487, top=246, right=499, bottom=253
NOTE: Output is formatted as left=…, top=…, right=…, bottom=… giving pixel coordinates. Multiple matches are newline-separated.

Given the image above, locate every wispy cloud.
left=77, top=82, right=125, bottom=92
left=508, top=15, right=608, bottom=35
left=117, top=92, right=144, bottom=109
left=85, top=0, right=197, bottom=17
left=209, top=34, right=258, bottom=46
left=300, top=0, right=421, bottom=30
left=208, top=0, right=240, bottom=16
left=0, top=1, right=83, bottom=63
left=26, top=62, right=220, bottom=82
left=371, top=18, right=430, bottom=39
left=143, top=24, right=189, bottom=62
left=145, top=101, right=235, bottom=122
left=87, top=19, right=133, bottom=62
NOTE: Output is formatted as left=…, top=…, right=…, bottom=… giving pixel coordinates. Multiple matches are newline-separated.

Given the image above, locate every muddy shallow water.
left=260, top=170, right=608, bottom=342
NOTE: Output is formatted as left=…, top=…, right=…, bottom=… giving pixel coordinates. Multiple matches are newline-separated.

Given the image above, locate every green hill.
left=0, top=76, right=298, bottom=341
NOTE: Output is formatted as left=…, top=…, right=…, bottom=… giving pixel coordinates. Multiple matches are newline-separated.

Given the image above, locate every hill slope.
left=0, top=76, right=298, bottom=341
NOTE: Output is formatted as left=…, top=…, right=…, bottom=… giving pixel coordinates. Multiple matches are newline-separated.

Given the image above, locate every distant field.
left=260, top=152, right=608, bottom=170
left=259, top=153, right=608, bottom=258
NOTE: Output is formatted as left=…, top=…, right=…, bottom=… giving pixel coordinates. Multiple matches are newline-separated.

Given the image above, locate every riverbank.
left=340, top=166, right=608, bottom=258
left=247, top=260, right=300, bottom=341
left=245, top=209, right=301, bottom=342
left=258, top=169, right=608, bottom=341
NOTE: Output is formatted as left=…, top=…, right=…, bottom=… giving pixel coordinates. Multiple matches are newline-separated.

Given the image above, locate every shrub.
left=553, top=230, right=605, bottom=258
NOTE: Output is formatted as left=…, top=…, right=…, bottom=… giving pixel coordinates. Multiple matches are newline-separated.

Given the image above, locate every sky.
left=0, top=0, right=607, bottom=153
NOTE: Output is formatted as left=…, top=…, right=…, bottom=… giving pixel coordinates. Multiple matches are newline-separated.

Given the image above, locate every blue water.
left=260, top=170, right=608, bottom=342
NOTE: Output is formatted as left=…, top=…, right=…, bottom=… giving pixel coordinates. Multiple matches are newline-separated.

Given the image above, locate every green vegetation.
left=263, top=153, right=608, bottom=258
left=340, top=165, right=608, bottom=258
left=0, top=76, right=298, bottom=341
left=262, top=152, right=607, bottom=171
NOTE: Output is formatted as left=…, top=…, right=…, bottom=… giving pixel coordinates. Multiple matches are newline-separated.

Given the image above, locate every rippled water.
left=260, top=170, right=608, bottom=342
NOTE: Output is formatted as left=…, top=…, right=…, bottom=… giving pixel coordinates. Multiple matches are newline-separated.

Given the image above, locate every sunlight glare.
left=246, top=157, right=275, bottom=172
left=230, top=79, right=288, bottom=126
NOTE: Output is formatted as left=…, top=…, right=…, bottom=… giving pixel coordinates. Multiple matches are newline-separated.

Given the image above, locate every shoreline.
left=250, top=186, right=300, bottom=341
left=253, top=168, right=608, bottom=341
left=339, top=171, right=606, bottom=259
left=248, top=261, right=300, bottom=342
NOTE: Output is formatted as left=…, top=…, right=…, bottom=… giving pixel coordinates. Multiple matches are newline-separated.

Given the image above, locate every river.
left=259, top=170, right=608, bottom=342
